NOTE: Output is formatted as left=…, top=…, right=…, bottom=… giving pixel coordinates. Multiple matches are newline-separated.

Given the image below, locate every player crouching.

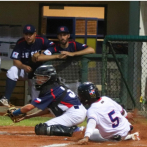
left=5, top=65, right=86, bottom=137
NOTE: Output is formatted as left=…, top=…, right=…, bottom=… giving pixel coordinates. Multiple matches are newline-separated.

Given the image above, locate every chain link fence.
left=102, top=35, right=147, bottom=116
left=44, top=36, right=147, bottom=116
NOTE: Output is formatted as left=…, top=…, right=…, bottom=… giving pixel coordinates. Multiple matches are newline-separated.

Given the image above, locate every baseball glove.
left=4, top=107, right=26, bottom=123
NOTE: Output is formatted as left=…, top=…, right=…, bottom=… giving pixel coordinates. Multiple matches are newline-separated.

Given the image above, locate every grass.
left=0, top=116, right=87, bottom=127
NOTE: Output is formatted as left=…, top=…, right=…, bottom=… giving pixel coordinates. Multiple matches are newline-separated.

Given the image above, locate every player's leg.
left=0, top=66, right=27, bottom=106
left=35, top=105, right=87, bottom=136
left=0, top=66, right=20, bottom=106
left=35, top=123, right=74, bottom=136
left=45, top=104, right=87, bottom=127
left=123, top=132, right=140, bottom=141
left=89, top=129, right=108, bottom=142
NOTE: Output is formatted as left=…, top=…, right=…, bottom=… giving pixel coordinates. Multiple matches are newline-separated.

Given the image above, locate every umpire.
left=0, top=24, right=54, bottom=106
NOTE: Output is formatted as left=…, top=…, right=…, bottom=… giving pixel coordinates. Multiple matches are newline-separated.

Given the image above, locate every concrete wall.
left=140, top=1, right=147, bottom=35
left=0, top=1, right=130, bottom=35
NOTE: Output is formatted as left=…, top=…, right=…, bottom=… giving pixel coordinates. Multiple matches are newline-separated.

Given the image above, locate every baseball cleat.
left=112, top=135, right=121, bottom=141
left=74, top=126, right=85, bottom=132
left=131, top=132, right=140, bottom=141
left=0, top=96, right=9, bottom=107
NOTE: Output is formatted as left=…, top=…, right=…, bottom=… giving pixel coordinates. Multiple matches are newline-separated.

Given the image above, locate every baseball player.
left=32, top=26, right=95, bottom=62
left=31, top=26, right=95, bottom=94
left=9, top=65, right=87, bottom=136
left=0, top=24, right=55, bottom=107
left=77, top=82, right=140, bottom=145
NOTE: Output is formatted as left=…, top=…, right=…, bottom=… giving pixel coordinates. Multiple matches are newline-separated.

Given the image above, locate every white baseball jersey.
left=86, top=96, right=131, bottom=139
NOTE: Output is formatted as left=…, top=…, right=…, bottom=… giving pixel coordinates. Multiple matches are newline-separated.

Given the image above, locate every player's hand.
left=77, top=137, right=89, bottom=145
left=60, top=51, right=74, bottom=57
left=127, top=112, right=135, bottom=122
left=127, top=112, right=133, bottom=119
left=15, top=115, right=31, bottom=122
left=58, top=54, right=67, bottom=59
left=32, top=52, right=40, bottom=62
left=23, top=65, right=32, bottom=73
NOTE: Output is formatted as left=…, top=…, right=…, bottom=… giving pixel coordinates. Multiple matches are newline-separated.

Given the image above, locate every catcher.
left=5, top=64, right=86, bottom=137
left=77, top=82, right=140, bottom=145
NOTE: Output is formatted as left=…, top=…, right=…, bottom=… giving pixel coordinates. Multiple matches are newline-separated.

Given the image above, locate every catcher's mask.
left=33, top=65, right=57, bottom=90
left=78, top=82, right=100, bottom=105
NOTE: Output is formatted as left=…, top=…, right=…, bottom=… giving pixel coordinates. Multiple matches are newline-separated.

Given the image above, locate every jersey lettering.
left=25, top=52, right=29, bottom=58
left=108, top=110, right=119, bottom=128
left=31, top=51, right=38, bottom=56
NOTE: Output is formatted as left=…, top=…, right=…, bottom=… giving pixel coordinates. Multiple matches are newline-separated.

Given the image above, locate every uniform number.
left=108, top=110, right=119, bottom=128
left=67, top=89, right=76, bottom=98
left=60, top=86, right=76, bottom=98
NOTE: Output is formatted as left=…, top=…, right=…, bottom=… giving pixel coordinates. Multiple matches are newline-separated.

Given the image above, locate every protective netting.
left=45, top=57, right=81, bottom=94
left=104, top=39, right=147, bottom=116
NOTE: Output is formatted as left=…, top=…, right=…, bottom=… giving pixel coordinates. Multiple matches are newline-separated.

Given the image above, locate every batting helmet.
left=33, top=64, right=57, bottom=90
left=78, top=82, right=100, bottom=104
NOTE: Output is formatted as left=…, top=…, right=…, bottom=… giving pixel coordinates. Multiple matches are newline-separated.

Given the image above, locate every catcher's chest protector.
left=40, top=82, right=67, bottom=116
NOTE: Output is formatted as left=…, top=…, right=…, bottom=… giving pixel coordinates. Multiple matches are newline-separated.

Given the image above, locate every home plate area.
left=0, top=121, right=147, bottom=147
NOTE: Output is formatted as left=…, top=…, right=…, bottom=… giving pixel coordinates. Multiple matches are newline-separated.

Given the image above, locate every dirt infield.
left=0, top=109, right=147, bottom=147
left=0, top=115, right=147, bottom=147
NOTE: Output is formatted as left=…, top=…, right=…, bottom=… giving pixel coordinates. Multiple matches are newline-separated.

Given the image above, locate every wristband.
left=12, top=108, right=23, bottom=116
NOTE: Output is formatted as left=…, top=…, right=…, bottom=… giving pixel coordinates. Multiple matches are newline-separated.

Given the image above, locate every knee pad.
left=35, top=123, right=48, bottom=135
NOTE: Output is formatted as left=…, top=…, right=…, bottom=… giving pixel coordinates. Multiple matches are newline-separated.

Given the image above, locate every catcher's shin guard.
left=35, top=123, right=74, bottom=136
left=49, top=125, right=74, bottom=136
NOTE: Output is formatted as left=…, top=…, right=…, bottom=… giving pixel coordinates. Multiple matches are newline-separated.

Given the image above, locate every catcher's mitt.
left=4, top=107, right=26, bottom=123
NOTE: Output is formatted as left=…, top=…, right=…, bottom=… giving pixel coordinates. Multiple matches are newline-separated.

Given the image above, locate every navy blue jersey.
left=31, top=85, right=81, bottom=110
left=10, top=35, right=54, bottom=68
left=43, top=40, right=88, bottom=55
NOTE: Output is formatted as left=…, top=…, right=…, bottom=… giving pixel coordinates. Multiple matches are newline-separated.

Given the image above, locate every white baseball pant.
left=6, top=66, right=40, bottom=101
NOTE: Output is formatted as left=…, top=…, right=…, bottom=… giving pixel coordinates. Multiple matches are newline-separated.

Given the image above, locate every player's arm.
left=13, top=105, right=49, bottom=122
left=121, top=109, right=134, bottom=120
left=19, top=104, right=36, bottom=113
left=13, top=59, right=32, bottom=73
left=32, top=38, right=55, bottom=62
left=26, top=108, right=50, bottom=118
left=11, top=104, right=35, bottom=121
left=36, top=54, right=66, bottom=62
left=17, top=108, right=50, bottom=122
left=60, top=46, right=95, bottom=57
left=77, top=118, right=96, bottom=145
left=34, top=48, right=67, bottom=62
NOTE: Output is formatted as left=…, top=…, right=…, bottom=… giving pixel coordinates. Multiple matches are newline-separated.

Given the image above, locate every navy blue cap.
left=57, top=26, right=69, bottom=34
left=23, top=24, right=36, bottom=34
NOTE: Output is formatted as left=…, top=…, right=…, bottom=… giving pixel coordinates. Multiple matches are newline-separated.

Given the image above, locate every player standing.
left=77, top=82, right=140, bottom=144
left=0, top=24, right=54, bottom=106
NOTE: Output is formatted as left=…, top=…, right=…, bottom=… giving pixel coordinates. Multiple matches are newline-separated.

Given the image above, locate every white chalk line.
left=42, top=143, right=69, bottom=147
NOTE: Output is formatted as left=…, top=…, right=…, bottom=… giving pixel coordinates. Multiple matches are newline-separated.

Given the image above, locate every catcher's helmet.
left=78, top=82, right=100, bottom=104
left=33, top=65, right=57, bottom=90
